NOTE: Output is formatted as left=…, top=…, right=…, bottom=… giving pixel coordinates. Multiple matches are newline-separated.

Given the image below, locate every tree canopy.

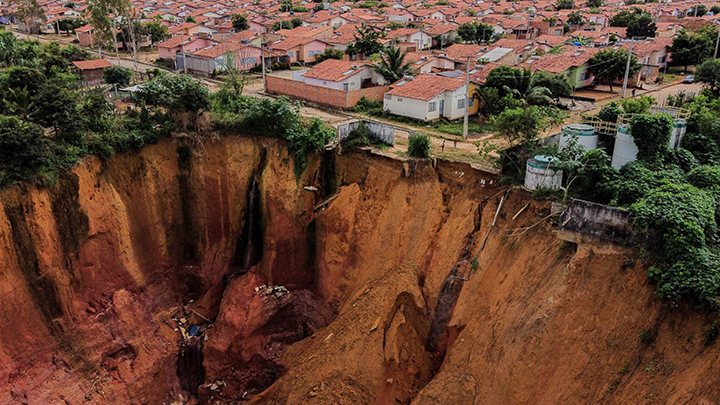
left=231, top=14, right=250, bottom=32
left=588, top=48, right=640, bottom=92
left=346, top=24, right=385, bottom=56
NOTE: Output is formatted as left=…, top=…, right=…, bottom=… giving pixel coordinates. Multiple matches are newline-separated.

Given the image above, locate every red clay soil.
left=0, top=136, right=717, bottom=404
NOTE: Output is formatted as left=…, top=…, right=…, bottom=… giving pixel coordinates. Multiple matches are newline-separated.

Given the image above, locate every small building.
left=383, top=74, right=469, bottom=121
left=299, top=59, right=385, bottom=90
left=72, top=59, right=114, bottom=86
left=271, top=37, right=328, bottom=64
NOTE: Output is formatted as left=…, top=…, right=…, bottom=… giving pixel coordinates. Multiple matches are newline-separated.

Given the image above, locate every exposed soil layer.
left=0, top=136, right=718, bottom=404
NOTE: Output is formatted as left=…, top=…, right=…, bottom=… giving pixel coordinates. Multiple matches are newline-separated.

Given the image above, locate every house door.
left=439, top=100, right=444, bottom=116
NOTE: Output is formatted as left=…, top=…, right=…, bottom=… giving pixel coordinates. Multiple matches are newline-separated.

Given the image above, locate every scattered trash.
left=254, top=285, right=289, bottom=299
left=188, top=324, right=200, bottom=337
left=303, top=186, right=318, bottom=191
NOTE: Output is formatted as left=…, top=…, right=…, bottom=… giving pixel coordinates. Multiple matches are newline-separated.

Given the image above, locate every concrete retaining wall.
left=337, top=120, right=396, bottom=145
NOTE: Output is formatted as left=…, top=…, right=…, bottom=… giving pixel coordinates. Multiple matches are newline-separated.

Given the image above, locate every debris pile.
left=254, top=284, right=289, bottom=299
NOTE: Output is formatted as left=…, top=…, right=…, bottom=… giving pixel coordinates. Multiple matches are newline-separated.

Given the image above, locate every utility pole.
left=621, top=39, right=633, bottom=98
left=261, top=39, right=267, bottom=93
left=180, top=32, right=188, bottom=74
left=56, top=18, right=61, bottom=40
left=463, top=56, right=470, bottom=140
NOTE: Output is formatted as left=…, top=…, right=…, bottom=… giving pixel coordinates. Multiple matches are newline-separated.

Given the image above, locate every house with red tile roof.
left=271, top=37, right=329, bottom=63
left=299, top=59, right=385, bottom=90
left=527, top=47, right=599, bottom=89
left=385, top=28, right=432, bottom=50
left=72, top=59, right=114, bottom=85
left=183, top=42, right=262, bottom=74
left=383, top=74, right=470, bottom=121
left=158, top=35, right=215, bottom=67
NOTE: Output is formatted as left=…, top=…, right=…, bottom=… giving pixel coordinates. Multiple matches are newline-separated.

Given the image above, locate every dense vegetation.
left=0, top=36, right=333, bottom=187
left=555, top=91, right=720, bottom=308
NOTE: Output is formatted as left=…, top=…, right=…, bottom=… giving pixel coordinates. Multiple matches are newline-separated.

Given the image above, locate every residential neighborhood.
left=0, top=0, right=718, bottom=120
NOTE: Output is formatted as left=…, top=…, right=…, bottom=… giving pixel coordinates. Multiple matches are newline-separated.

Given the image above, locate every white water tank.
left=611, top=124, right=637, bottom=169
left=525, top=155, right=563, bottom=191
left=669, top=119, right=687, bottom=149
left=559, top=123, right=597, bottom=151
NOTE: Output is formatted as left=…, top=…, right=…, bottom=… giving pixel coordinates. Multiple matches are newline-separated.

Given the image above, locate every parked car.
left=683, top=75, right=695, bottom=83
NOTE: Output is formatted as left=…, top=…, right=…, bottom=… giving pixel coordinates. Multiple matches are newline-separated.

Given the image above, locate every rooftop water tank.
left=611, top=124, right=636, bottom=169
left=670, top=119, right=687, bottom=149
left=559, top=123, right=597, bottom=152
left=525, top=155, right=563, bottom=191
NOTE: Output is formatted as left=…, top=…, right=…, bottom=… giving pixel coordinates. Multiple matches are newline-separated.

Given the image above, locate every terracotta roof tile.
left=72, top=59, right=114, bottom=70
left=386, top=74, right=464, bottom=101
left=302, top=59, right=365, bottom=81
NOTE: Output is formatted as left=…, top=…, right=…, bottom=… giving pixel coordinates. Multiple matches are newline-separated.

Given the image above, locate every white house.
left=299, top=59, right=385, bottom=90
left=383, top=74, right=469, bottom=121
left=385, top=28, right=432, bottom=50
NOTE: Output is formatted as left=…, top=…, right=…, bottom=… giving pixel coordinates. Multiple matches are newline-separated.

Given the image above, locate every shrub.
left=103, top=65, right=132, bottom=87
left=597, top=101, right=622, bottom=122
left=0, top=116, right=51, bottom=186
left=408, top=133, right=431, bottom=158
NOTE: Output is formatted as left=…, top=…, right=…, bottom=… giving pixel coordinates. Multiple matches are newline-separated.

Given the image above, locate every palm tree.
left=373, top=45, right=414, bottom=83
left=0, top=31, right=18, bottom=67
left=503, top=67, right=553, bottom=106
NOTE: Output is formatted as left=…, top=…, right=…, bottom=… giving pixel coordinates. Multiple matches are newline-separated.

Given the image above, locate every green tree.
left=689, top=4, right=708, bottom=16
left=63, top=1, right=76, bottom=7
left=567, top=11, right=584, bottom=25
left=597, top=101, right=622, bottom=122
left=626, top=14, right=656, bottom=38
left=556, top=0, right=574, bottom=10
left=711, top=5, right=720, bottom=14
left=231, top=14, right=250, bottom=32
left=346, top=24, right=384, bottom=56
left=630, top=113, right=673, bottom=164
left=670, top=25, right=719, bottom=71
left=609, top=9, right=643, bottom=27
left=588, top=48, right=639, bottom=92
left=620, top=95, right=656, bottom=114
left=372, top=45, right=413, bottom=83
left=586, top=0, right=603, bottom=7
left=271, top=20, right=294, bottom=31
left=531, top=71, right=573, bottom=97
left=134, top=74, right=209, bottom=113
left=0, top=116, right=50, bottom=185
left=144, top=21, right=169, bottom=45
left=314, top=47, right=345, bottom=63
left=103, top=65, right=132, bottom=86
left=185, top=15, right=196, bottom=23
left=30, top=80, right=81, bottom=141
left=385, top=21, right=403, bottom=30
left=457, top=22, right=494, bottom=43
left=695, top=59, right=720, bottom=93
left=290, top=17, right=304, bottom=28
left=493, top=106, right=566, bottom=148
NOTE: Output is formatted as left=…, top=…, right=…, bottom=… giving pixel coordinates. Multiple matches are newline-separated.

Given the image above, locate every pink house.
left=157, top=36, right=215, bottom=68
left=271, top=37, right=328, bottom=64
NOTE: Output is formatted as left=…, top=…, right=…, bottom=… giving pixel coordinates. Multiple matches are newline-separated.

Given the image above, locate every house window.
left=660, top=56, right=666, bottom=63
left=469, top=98, right=474, bottom=106
left=428, top=102, right=437, bottom=112
left=385, top=94, right=392, bottom=100
left=578, top=72, right=586, bottom=81
left=288, top=51, right=294, bottom=58
left=343, top=83, right=349, bottom=91
left=397, top=98, right=403, bottom=102
left=458, top=98, right=465, bottom=109
left=240, top=57, right=257, bottom=65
